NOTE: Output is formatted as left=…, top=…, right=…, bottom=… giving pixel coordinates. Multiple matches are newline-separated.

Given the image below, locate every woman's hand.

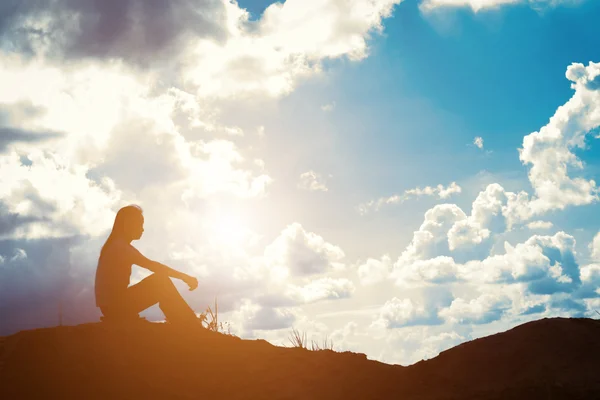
left=183, top=274, right=198, bottom=291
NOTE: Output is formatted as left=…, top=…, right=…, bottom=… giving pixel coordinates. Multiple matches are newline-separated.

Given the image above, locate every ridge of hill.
left=1, top=317, right=599, bottom=399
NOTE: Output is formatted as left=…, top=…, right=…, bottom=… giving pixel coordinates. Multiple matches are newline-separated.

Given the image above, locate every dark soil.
left=1, top=317, right=599, bottom=399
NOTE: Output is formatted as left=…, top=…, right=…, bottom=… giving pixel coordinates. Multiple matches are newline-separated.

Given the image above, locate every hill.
left=1, top=317, right=599, bottom=399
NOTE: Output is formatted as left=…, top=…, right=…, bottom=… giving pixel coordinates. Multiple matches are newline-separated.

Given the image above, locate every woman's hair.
left=99, top=204, right=143, bottom=257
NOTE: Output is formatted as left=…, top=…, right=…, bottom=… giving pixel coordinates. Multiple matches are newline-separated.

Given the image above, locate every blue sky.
left=1, top=0, right=600, bottom=365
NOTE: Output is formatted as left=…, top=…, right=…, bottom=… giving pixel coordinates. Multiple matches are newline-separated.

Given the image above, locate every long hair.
left=99, top=205, right=143, bottom=260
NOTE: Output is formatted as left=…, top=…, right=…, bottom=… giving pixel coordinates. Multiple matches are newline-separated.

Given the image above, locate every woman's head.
left=109, top=204, right=144, bottom=241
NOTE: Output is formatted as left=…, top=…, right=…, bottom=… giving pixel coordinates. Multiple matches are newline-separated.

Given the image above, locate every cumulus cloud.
left=468, top=232, right=581, bottom=293
left=439, top=292, right=511, bottom=324
left=375, top=325, right=468, bottom=366
left=392, top=218, right=585, bottom=313
left=372, top=297, right=444, bottom=329
left=393, top=256, right=461, bottom=287
left=358, top=182, right=462, bottom=214
left=263, top=223, right=345, bottom=277
left=519, top=62, right=600, bottom=214
left=357, top=255, right=393, bottom=285
left=184, top=0, right=405, bottom=98
left=578, top=263, right=600, bottom=298
left=0, top=150, right=122, bottom=239
left=394, top=203, right=472, bottom=265
left=589, top=231, right=600, bottom=261
left=286, top=277, right=355, bottom=303
left=298, top=170, right=329, bottom=192
left=229, top=299, right=296, bottom=335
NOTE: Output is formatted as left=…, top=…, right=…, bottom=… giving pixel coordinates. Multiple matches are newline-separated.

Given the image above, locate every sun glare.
left=210, top=214, right=251, bottom=246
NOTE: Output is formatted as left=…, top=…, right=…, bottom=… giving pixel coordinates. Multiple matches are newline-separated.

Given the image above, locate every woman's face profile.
left=127, top=215, right=144, bottom=240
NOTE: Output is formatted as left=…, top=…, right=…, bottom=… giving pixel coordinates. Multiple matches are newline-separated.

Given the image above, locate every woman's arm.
left=129, top=246, right=198, bottom=290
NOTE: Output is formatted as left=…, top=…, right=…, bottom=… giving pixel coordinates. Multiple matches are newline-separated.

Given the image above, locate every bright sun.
left=210, top=214, right=250, bottom=246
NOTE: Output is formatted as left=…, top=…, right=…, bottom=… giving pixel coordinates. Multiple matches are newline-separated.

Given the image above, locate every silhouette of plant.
left=288, top=327, right=308, bottom=348
left=310, top=335, right=334, bottom=351
left=288, top=328, right=334, bottom=351
left=199, top=297, right=234, bottom=335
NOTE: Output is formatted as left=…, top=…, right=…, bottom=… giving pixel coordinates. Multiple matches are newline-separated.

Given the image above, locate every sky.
left=1, top=0, right=600, bottom=366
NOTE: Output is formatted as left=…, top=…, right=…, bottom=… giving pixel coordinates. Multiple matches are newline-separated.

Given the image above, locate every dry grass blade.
left=200, top=297, right=234, bottom=335
left=288, top=328, right=307, bottom=349
left=288, top=329, right=334, bottom=351
left=310, top=335, right=334, bottom=351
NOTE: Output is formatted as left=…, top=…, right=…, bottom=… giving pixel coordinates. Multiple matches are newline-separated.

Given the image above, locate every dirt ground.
left=1, top=317, right=599, bottom=399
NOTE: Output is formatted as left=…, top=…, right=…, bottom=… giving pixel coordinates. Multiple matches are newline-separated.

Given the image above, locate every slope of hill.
left=0, top=317, right=599, bottom=399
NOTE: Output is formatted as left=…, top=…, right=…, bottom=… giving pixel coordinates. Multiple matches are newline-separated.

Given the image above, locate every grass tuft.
left=199, top=297, right=234, bottom=335
left=288, top=328, right=334, bottom=351
left=288, top=327, right=307, bottom=348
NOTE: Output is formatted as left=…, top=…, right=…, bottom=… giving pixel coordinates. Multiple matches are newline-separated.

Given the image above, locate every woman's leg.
left=126, top=273, right=199, bottom=325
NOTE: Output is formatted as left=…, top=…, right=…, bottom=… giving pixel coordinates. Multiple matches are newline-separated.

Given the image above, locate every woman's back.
left=95, top=238, right=139, bottom=308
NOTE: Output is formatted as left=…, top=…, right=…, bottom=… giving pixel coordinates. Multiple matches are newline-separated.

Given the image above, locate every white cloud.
left=393, top=256, right=460, bottom=287
left=580, top=263, right=600, bottom=286
left=330, top=321, right=362, bottom=353
left=395, top=203, right=469, bottom=263
left=473, top=136, right=484, bottom=149
left=357, top=255, right=393, bottom=285
left=439, top=292, right=511, bottom=324
left=358, top=182, right=461, bottom=214
left=183, top=0, right=404, bottom=98
left=230, top=299, right=297, bottom=334
left=298, top=170, right=329, bottom=192
left=589, top=231, right=600, bottom=261
left=420, top=0, right=574, bottom=13
left=519, top=62, right=600, bottom=215
left=527, top=221, right=554, bottom=230
left=416, top=330, right=466, bottom=360
left=0, top=150, right=121, bottom=239
left=286, top=277, right=355, bottom=303
left=374, top=325, right=469, bottom=366
left=447, top=218, right=490, bottom=252
left=463, top=232, right=581, bottom=292
left=372, top=297, right=442, bottom=329
left=392, top=221, right=583, bottom=303
left=263, top=223, right=345, bottom=277
left=0, top=59, right=272, bottom=203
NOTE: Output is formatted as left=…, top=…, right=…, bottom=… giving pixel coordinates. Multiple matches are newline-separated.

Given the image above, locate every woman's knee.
left=150, top=273, right=176, bottom=291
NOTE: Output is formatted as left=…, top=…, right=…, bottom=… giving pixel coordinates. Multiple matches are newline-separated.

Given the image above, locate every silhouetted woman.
left=95, top=205, right=201, bottom=326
